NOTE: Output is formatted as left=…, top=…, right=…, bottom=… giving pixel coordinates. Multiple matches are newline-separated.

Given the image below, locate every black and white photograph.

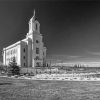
left=1, top=0, right=100, bottom=100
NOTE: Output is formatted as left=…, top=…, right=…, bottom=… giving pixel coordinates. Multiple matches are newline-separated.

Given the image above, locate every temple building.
left=3, top=10, right=47, bottom=68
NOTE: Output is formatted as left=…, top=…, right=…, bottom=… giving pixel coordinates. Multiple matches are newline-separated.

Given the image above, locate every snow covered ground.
left=3, top=73, right=100, bottom=81
left=15, top=73, right=100, bottom=81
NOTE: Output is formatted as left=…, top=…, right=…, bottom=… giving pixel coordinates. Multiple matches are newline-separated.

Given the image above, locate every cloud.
left=47, top=54, right=100, bottom=65
left=47, top=55, right=81, bottom=60
left=68, top=55, right=81, bottom=59
left=87, top=51, right=100, bottom=56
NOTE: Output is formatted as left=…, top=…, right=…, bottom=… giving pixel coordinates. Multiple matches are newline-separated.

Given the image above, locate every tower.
left=27, top=10, right=40, bottom=38
left=26, top=10, right=46, bottom=67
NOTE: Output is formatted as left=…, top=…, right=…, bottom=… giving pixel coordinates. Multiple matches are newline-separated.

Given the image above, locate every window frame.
left=36, top=48, right=39, bottom=54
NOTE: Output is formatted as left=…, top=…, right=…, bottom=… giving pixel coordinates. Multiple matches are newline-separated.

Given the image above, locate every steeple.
left=33, top=9, right=35, bottom=19
left=30, top=9, right=36, bottom=23
left=28, top=9, right=40, bottom=35
left=31, top=9, right=36, bottom=22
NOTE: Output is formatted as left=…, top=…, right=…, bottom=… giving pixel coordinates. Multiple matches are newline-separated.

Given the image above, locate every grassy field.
left=0, top=77, right=100, bottom=100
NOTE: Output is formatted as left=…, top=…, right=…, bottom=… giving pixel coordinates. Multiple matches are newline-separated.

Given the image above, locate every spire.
left=29, top=9, right=36, bottom=23
left=31, top=9, right=35, bottom=21
left=33, top=9, right=35, bottom=18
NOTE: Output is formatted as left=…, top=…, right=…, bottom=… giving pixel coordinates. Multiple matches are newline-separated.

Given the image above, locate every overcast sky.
left=1, top=0, right=100, bottom=63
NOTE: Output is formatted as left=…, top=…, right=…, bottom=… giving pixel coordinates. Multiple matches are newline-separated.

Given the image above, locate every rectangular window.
left=36, top=62, right=40, bottom=67
left=35, top=56, right=39, bottom=60
left=24, top=63, right=25, bottom=67
left=36, top=48, right=39, bottom=54
left=36, top=40, right=39, bottom=43
left=23, top=48, right=25, bottom=52
left=23, top=56, right=25, bottom=59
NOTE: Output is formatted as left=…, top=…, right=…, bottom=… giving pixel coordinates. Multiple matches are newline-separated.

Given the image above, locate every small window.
left=35, top=56, right=39, bottom=60
left=24, top=63, right=25, bottom=66
left=36, top=48, right=39, bottom=54
left=23, top=48, right=25, bottom=52
left=23, top=56, right=25, bottom=59
left=36, top=62, right=40, bottom=67
left=36, top=40, right=39, bottom=43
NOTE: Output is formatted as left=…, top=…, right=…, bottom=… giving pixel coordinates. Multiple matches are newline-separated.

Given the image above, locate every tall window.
left=35, top=56, right=39, bottom=60
left=36, top=48, right=39, bottom=54
left=24, top=63, right=25, bottom=67
left=36, top=62, right=40, bottom=67
left=23, top=56, right=25, bottom=59
left=36, top=40, right=39, bottom=43
left=23, top=48, right=25, bottom=52
left=36, top=23, right=38, bottom=30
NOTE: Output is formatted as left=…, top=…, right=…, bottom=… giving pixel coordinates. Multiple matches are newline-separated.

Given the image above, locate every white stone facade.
left=3, top=11, right=47, bottom=68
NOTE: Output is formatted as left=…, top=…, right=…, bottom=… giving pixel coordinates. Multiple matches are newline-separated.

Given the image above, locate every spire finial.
left=33, top=9, right=35, bottom=17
